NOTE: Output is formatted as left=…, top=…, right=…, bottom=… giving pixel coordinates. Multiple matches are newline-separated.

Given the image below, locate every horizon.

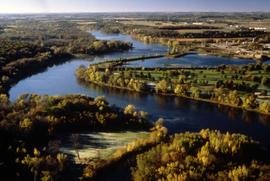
left=1, top=11, right=270, bottom=15
left=0, top=0, right=270, bottom=14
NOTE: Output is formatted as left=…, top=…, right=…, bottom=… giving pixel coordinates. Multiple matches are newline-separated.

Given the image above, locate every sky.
left=0, top=0, right=269, bottom=13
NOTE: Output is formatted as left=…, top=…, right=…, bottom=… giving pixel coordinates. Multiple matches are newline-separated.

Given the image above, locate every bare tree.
left=71, top=134, right=81, bottom=160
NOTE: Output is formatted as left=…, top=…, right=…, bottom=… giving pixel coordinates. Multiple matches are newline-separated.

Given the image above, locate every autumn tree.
left=227, top=90, right=243, bottom=106
left=259, top=101, right=270, bottom=114
left=190, top=87, right=201, bottom=99
left=155, top=80, right=169, bottom=93
left=174, top=84, right=188, bottom=96
left=242, top=94, right=257, bottom=109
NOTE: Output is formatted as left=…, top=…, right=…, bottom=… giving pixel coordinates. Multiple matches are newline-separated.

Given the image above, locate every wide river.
left=9, top=31, right=270, bottom=148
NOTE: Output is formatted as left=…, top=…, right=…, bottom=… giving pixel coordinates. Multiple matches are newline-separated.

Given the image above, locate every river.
left=9, top=31, right=270, bottom=149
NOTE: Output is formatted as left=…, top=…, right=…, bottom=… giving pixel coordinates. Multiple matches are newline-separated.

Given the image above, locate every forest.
left=131, top=129, right=270, bottom=181
left=0, top=94, right=149, bottom=180
left=0, top=20, right=132, bottom=95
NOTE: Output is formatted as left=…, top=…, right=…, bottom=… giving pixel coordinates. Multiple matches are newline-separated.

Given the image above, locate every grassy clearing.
left=60, top=131, right=149, bottom=163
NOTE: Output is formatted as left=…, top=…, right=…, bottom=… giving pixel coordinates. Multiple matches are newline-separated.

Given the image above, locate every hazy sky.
left=0, top=0, right=269, bottom=13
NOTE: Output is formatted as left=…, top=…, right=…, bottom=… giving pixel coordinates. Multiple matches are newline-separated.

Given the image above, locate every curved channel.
left=9, top=31, right=270, bottom=148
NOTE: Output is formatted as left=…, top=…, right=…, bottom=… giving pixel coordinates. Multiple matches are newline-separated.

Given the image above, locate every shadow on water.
left=79, top=81, right=270, bottom=148
left=9, top=31, right=270, bottom=149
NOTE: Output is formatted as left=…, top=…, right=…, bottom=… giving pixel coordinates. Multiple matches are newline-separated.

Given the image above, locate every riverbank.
left=77, top=77, right=270, bottom=116
left=96, top=22, right=269, bottom=62
left=0, top=45, right=134, bottom=96
left=196, top=47, right=270, bottom=62
left=1, top=53, right=74, bottom=95
left=76, top=63, right=270, bottom=116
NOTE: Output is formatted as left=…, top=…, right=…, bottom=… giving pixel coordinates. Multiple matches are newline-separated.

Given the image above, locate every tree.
left=174, top=84, right=187, bottom=96
left=19, top=118, right=33, bottom=131
left=197, top=142, right=216, bottom=166
left=228, top=165, right=249, bottom=181
left=227, top=90, right=243, bottom=106
left=71, top=134, right=81, bottom=160
left=190, top=87, right=201, bottom=99
left=261, top=77, right=270, bottom=87
left=178, top=75, right=186, bottom=84
left=155, top=80, right=169, bottom=93
left=0, top=94, right=9, bottom=104
left=214, top=88, right=225, bottom=103
left=124, top=104, right=136, bottom=115
left=242, top=94, right=257, bottom=109
left=259, top=101, right=270, bottom=114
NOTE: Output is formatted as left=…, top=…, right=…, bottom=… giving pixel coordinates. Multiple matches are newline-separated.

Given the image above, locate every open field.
left=60, top=131, right=149, bottom=163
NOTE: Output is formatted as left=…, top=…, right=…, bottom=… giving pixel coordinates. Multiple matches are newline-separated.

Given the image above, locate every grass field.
left=60, top=131, right=149, bottom=163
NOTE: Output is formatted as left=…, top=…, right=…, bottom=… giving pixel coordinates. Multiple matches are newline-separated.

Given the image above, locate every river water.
left=9, top=31, right=270, bottom=148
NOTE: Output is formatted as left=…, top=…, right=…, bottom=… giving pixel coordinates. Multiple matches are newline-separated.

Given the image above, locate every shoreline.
left=1, top=50, right=134, bottom=97
left=78, top=78, right=270, bottom=117
left=117, top=30, right=269, bottom=62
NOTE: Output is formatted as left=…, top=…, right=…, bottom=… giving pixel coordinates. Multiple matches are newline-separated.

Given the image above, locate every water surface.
left=9, top=31, right=270, bottom=149
left=123, top=54, right=255, bottom=68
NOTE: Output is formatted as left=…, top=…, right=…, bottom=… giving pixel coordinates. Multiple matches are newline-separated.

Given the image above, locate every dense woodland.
left=0, top=94, right=149, bottom=180
left=0, top=20, right=132, bottom=94
left=81, top=121, right=270, bottom=181
left=131, top=129, right=270, bottom=181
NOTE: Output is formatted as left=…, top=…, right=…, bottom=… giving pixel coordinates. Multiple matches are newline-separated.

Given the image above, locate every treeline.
left=96, top=21, right=267, bottom=39
left=255, top=33, right=270, bottom=43
left=81, top=121, right=270, bottom=181
left=133, top=29, right=266, bottom=39
left=158, top=25, right=220, bottom=30
left=76, top=63, right=270, bottom=114
left=76, top=65, right=148, bottom=92
left=0, top=94, right=149, bottom=180
left=131, top=129, right=270, bottom=181
left=0, top=20, right=132, bottom=94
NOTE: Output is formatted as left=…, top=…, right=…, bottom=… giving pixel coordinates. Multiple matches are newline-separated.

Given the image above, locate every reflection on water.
left=91, top=31, right=169, bottom=59
left=79, top=82, right=270, bottom=147
left=9, top=31, right=270, bottom=149
left=80, top=81, right=149, bottom=103
left=265, top=60, right=270, bottom=64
